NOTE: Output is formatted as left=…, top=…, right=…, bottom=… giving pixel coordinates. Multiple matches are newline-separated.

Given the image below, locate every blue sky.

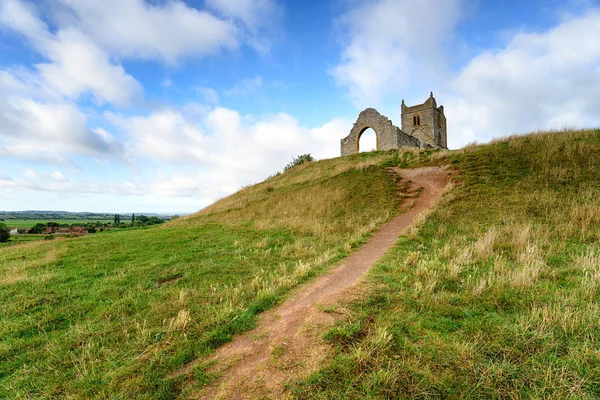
left=1, top=0, right=599, bottom=213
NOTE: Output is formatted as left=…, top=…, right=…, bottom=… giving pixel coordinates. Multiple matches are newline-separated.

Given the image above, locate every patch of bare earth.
left=183, top=166, right=452, bottom=399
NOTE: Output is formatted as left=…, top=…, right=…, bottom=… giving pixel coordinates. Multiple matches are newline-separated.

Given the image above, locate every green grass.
left=0, top=234, right=48, bottom=248
left=291, top=129, right=600, bottom=399
left=3, top=129, right=599, bottom=399
left=0, top=151, right=401, bottom=399
left=2, top=219, right=114, bottom=229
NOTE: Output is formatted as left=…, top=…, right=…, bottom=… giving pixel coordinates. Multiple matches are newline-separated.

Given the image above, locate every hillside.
left=0, top=151, right=403, bottom=399
left=1, top=128, right=599, bottom=399
left=292, top=129, right=600, bottom=399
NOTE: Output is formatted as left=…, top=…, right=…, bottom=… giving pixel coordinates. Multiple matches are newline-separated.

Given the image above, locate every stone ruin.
left=341, top=92, right=447, bottom=156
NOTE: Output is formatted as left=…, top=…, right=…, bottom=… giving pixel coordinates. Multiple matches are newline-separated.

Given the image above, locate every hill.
left=0, top=151, right=403, bottom=398
left=291, top=129, right=600, bottom=399
left=1, top=128, right=599, bottom=399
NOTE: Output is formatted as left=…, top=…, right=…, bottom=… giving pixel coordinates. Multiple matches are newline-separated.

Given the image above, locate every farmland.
left=2, top=219, right=115, bottom=229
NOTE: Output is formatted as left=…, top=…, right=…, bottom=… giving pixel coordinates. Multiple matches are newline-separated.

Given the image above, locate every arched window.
left=413, top=115, right=420, bottom=126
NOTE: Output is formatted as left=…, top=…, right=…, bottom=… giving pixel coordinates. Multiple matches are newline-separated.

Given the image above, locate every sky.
left=0, top=0, right=599, bottom=213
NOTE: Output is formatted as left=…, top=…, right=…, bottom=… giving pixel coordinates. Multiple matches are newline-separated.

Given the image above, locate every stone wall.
left=340, top=94, right=447, bottom=156
left=341, top=108, right=405, bottom=156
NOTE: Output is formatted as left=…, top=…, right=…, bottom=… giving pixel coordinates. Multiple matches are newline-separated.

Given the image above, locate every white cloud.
left=331, top=0, right=463, bottom=107
left=0, top=0, right=141, bottom=105
left=447, top=10, right=600, bottom=147
left=0, top=168, right=99, bottom=194
left=0, top=74, right=122, bottom=161
left=37, top=29, right=141, bottom=105
left=206, top=0, right=279, bottom=30
left=109, top=106, right=348, bottom=199
left=114, top=110, right=207, bottom=165
left=0, top=105, right=347, bottom=207
left=0, top=0, right=279, bottom=107
left=57, top=0, right=240, bottom=64
left=0, top=0, right=47, bottom=39
left=205, top=0, right=281, bottom=53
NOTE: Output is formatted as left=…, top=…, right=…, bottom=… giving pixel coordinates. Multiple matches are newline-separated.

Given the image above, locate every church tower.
left=401, top=92, right=447, bottom=149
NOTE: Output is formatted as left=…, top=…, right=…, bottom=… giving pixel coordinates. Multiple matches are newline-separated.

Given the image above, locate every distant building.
left=70, top=226, right=88, bottom=235
left=9, top=228, right=18, bottom=235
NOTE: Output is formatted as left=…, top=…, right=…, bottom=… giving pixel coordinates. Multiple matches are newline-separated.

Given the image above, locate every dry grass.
left=177, top=151, right=401, bottom=224
left=0, top=240, right=66, bottom=286
left=293, top=128, right=600, bottom=399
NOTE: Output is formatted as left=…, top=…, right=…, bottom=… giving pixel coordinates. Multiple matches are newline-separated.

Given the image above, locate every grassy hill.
left=292, top=129, right=600, bottom=399
left=0, top=151, right=403, bottom=399
left=1, top=128, right=599, bottom=399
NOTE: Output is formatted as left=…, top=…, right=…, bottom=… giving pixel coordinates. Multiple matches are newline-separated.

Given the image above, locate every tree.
left=29, top=223, right=46, bottom=234
left=114, top=214, right=120, bottom=224
left=284, top=154, right=314, bottom=171
left=131, top=213, right=135, bottom=225
left=0, top=223, right=9, bottom=243
left=147, top=216, right=163, bottom=225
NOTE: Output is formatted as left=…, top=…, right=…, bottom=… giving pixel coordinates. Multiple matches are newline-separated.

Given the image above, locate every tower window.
left=413, top=115, right=421, bottom=126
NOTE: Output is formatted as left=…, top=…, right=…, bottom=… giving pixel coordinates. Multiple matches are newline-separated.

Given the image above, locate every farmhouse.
left=341, top=92, right=448, bottom=155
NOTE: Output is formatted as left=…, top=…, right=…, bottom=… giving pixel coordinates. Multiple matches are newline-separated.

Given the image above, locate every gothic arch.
left=341, top=108, right=401, bottom=156
left=356, top=126, right=379, bottom=152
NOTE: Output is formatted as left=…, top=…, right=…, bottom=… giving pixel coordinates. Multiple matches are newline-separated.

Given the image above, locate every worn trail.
left=189, top=166, right=451, bottom=399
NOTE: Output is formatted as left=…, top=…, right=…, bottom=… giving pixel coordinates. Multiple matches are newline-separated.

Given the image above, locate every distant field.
left=1, top=219, right=114, bottom=229
left=0, top=234, right=47, bottom=248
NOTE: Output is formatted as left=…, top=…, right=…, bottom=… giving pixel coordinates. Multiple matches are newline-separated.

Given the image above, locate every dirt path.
left=190, top=166, right=451, bottom=399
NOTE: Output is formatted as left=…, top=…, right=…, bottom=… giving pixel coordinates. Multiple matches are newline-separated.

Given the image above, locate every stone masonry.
left=340, top=93, right=447, bottom=156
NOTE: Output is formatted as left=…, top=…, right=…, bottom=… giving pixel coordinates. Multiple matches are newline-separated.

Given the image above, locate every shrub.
left=0, top=223, right=9, bottom=243
left=283, top=154, right=314, bottom=171
left=29, top=223, right=46, bottom=234
left=44, top=235, right=55, bottom=241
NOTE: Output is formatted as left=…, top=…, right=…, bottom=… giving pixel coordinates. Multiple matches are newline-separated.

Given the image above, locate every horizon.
left=0, top=209, right=191, bottom=215
left=1, top=0, right=599, bottom=213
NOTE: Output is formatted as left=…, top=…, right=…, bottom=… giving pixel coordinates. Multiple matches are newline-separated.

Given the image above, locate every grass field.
left=0, top=234, right=48, bottom=248
left=1, top=129, right=598, bottom=399
left=292, top=129, right=600, bottom=399
left=1, top=219, right=114, bottom=229
left=0, top=151, right=401, bottom=399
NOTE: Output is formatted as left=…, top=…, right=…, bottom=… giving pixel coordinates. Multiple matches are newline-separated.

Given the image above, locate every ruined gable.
left=340, top=93, right=448, bottom=156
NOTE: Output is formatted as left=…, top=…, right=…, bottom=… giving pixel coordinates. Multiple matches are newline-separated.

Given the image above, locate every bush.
left=0, top=223, right=9, bottom=243
left=283, top=154, right=314, bottom=172
left=147, top=216, right=164, bottom=225
left=44, top=235, right=55, bottom=241
left=29, top=223, right=46, bottom=234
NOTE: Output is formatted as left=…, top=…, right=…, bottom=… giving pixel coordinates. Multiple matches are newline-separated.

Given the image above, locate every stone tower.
left=401, top=92, right=447, bottom=148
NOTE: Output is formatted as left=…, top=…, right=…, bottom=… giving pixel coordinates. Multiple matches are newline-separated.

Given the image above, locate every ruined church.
left=341, top=93, right=447, bottom=156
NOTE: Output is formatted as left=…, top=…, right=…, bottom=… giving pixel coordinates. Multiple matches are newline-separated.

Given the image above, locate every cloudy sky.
left=1, top=0, right=599, bottom=213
